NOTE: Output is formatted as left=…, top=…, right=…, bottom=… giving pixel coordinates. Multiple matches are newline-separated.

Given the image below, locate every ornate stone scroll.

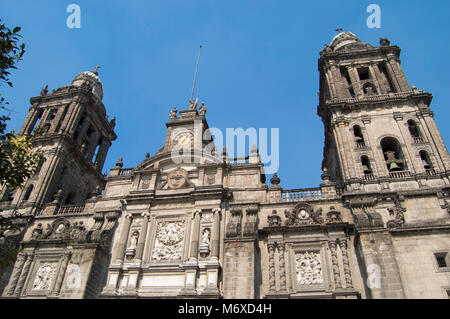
left=152, top=220, right=185, bottom=261
left=295, top=251, right=323, bottom=285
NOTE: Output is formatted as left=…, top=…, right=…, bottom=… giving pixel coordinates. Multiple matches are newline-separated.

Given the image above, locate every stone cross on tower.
left=92, top=65, right=101, bottom=75
left=335, top=28, right=343, bottom=33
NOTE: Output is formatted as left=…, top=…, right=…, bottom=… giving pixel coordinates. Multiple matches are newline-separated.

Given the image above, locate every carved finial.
left=321, top=167, right=331, bottom=184
left=251, top=143, right=258, bottom=155
left=53, top=188, right=63, bottom=204
left=379, top=38, right=390, bottom=47
left=92, top=65, right=101, bottom=75
left=199, top=102, right=206, bottom=115
left=115, top=156, right=123, bottom=168
left=270, top=173, right=281, bottom=189
left=335, top=27, right=343, bottom=33
left=40, top=85, right=48, bottom=96
left=145, top=153, right=150, bottom=159
left=170, top=107, right=178, bottom=120
left=109, top=117, right=116, bottom=129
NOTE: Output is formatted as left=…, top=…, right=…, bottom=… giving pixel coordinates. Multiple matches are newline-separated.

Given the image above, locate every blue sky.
left=1, top=0, right=449, bottom=189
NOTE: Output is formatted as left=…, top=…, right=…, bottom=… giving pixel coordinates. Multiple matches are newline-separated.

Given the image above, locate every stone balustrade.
left=281, top=187, right=322, bottom=201
left=55, top=204, right=85, bottom=215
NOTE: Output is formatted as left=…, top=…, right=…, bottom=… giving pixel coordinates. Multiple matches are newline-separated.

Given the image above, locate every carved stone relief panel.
left=295, top=251, right=323, bottom=285
left=32, top=263, right=57, bottom=291
left=152, top=220, right=185, bottom=261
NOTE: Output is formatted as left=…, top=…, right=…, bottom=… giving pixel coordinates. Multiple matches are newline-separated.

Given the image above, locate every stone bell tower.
left=1, top=67, right=117, bottom=216
left=317, top=32, right=450, bottom=189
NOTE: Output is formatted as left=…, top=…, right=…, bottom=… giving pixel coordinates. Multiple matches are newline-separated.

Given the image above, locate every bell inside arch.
left=422, top=159, right=431, bottom=169
left=389, top=162, right=401, bottom=171
left=362, top=164, right=372, bottom=174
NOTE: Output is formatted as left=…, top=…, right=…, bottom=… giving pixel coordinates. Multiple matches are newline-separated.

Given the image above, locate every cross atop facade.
left=335, top=28, right=343, bottom=33
left=93, top=65, right=101, bottom=75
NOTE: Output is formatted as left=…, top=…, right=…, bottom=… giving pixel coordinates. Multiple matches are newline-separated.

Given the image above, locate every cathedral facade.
left=0, top=32, right=449, bottom=299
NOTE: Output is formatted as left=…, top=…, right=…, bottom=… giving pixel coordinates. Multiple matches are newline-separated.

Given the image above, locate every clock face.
left=174, top=133, right=193, bottom=146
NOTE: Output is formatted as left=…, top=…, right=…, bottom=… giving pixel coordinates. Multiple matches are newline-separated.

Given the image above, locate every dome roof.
left=330, top=31, right=362, bottom=51
left=71, top=67, right=103, bottom=100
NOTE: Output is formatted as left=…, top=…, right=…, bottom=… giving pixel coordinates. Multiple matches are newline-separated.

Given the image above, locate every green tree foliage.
left=0, top=19, right=41, bottom=269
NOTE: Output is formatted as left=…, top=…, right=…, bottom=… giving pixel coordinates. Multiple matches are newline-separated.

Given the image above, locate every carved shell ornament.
left=167, top=168, right=188, bottom=189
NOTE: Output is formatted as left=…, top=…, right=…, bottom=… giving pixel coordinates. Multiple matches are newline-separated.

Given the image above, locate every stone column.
left=267, top=243, right=276, bottom=292
left=384, top=59, right=402, bottom=92
left=135, top=212, right=150, bottom=262
left=339, top=238, right=353, bottom=288
left=329, top=240, right=342, bottom=289
left=5, top=252, right=27, bottom=296
left=347, top=66, right=362, bottom=96
left=210, top=208, right=221, bottom=260
left=278, top=243, right=287, bottom=291
left=14, top=253, right=34, bottom=297
left=368, top=64, right=383, bottom=94
left=189, top=209, right=201, bottom=262
left=50, top=252, right=71, bottom=296
left=114, top=213, right=133, bottom=265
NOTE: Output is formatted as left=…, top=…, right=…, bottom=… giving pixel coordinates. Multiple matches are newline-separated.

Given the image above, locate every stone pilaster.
left=189, top=209, right=201, bottom=262
left=14, top=253, right=34, bottom=297
left=278, top=243, right=287, bottom=292
left=210, top=208, right=221, bottom=260
left=329, top=240, right=342, bottom=289
left=135, top=212, right=150, bottom=263
left=113, top=213, right=133, bottom=265
left=5, top=252, right=27, bottom=296
left=268, top=243, right=276, bottom=293
left=50, top=252, right=71, bottom=296
left=339, top=238, right=353, bottom=288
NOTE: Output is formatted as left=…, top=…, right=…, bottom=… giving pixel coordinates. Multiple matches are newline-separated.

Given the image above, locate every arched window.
left=380, top=137, right=406, bottom=171
left=420, top=150, right=433, bottom=170
left=34, top=157, right=46, bottom=176
left=353, top=125, right=365, bottom=147
left=408, top=120, right=423, bottom=142
left=7, top=191, right=15, bottom=202
left=361, top=156, right=372, bottom=174
left=92, top=140, right=101, bottom=164
left=23, top=185, right=34, bottom=201
left=65, top=192, right=77, bottom=205
left=47, top=109, right=57, bottom=121
left=29, top=110, right=43, bottom=134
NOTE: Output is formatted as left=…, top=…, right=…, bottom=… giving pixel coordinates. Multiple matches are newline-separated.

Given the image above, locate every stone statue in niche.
left=125, top=231, right=139, bottom=260
left=32, top=263, right=57, bottom=290
left=295, top=251, right=323, bottom=286
left=199, top=228, right=211, bottom=257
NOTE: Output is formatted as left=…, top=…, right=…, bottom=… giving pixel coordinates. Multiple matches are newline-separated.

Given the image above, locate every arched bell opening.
left=361, top=155, right=372, bottom=174
left=380, top=137, right=407, bottom=172
left=353, top=125, right=365, bottom=148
